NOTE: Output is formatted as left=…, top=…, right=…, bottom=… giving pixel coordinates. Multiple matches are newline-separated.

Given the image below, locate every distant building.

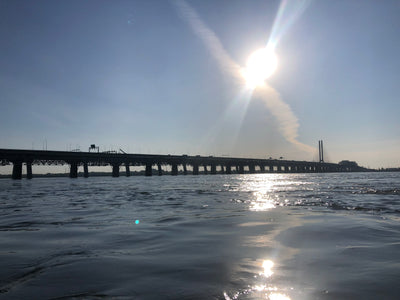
left=338, top=160, right=359, bottom=168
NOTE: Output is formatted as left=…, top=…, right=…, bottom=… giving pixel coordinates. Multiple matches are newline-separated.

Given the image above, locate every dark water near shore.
left=0, top=172, right=399, bottom=299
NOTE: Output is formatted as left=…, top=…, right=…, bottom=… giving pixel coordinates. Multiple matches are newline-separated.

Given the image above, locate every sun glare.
left=243, top=48, right=278, bottom=88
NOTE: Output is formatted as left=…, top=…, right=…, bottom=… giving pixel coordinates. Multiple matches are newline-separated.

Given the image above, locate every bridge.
left=0, top=148, right=367, bottom=179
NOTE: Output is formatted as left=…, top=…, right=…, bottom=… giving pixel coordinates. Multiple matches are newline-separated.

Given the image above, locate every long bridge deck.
left=0, top=148, right=362, bottom=179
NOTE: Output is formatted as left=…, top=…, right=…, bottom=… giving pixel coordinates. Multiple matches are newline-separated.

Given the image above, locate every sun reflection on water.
left=270, top=293, right=292, bottom=300
left=250, top=189, right=276, bottom=211
left=238, top=174, right=309, bottom=211
left=224, top=259, right=292, bottom=300
left=262, top=259, right=274, bottom=278
left=224, top=175, right=299, bottom=299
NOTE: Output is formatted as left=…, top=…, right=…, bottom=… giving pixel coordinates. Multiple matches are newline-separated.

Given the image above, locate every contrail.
left=254, top=84, right=315, bottom=153
left=173, top=0, right=315, bottom=154
left=173, top=0, right=242, bottom=79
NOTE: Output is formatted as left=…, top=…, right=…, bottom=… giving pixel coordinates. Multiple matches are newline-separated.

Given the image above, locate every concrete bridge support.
left=220, top=165, right=225, bottom=174
left=12, top=161, right=22, bottom=180
left=158, top=163, right=162, bottom=176
left=171, top=164, right=178, bottom=176
left=69, top=162, right=78, bottom=178
left=203, top=165, right=208, bottom=175
left=238, top=165, right=244, bottom=174
left=145, top=163, right=152, bottom=176
left=125, top=163, right=130, bottom=177
left=260, top=165, right=265, bottom=173
left=183, top=164, right=187, bottom=175
left=84, top=162, right=89, bottom=178
left=226, top=165, right=231, bottom=174
left=112, top=163, right=120, bottom=177
left=249, top=164, right=256, bottom=174
left=211, top=164, right=217, bottom=175
left=192, top=164, right=199, bottom=175
left=26, top=162, right=33, bottom=179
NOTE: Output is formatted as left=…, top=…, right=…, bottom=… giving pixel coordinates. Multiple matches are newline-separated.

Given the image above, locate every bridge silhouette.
left=0, top=148, right=367, bottom=180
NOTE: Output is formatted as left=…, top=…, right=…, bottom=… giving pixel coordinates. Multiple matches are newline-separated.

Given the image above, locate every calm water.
left=0, top=172, right=399, bottom=299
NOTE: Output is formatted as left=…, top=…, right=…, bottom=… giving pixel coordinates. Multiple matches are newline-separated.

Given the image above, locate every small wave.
left=357, top=189, right=400, bottom=195
left=156, top=216, right=183, bottom=223
left=258, top=198, right=400, bottom=215
left=48, top=293, right=112, bottom=299
left=196, top=189, right=216, bottom=195
left=0, top=249, right=90, bottom=294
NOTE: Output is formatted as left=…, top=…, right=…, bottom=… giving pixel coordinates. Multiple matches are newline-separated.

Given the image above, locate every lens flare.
left=174, top=0, right=315, bottom=155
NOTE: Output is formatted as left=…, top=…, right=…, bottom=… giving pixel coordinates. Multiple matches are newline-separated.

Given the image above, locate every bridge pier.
left=220, top=165, right=225, bottom=174
left=249, top=164, right=256, bottom=174
left=112, top=163, right=120, bottom=177
left=12, top=161, right=23, bottom=180
left=183, top=164, right=187, bottom=175
left=158, top=163, right=162, bottom=176
left=238, top=165, right=244, bottom=174
left=83, top=162, right=89, bottom=178
left=171, top=164, right=178, bottom=176
left=193, top=164, right=199, bottom=175
left=125, top=163, right=130, bottom=177
left=211, top=164, right=216, bottom=175
left=203, top=165, right=208, bottom=175
left=26, top=161, right=33, bottom=179
left=145, top=163, right=152, bottom=176
left=69, top=162, right=78, bottom=178
left=225, top=165, right=231, bottom=174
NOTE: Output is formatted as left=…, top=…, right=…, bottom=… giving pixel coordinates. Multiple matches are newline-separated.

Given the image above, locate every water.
left=0, top=172, right=399, bottom=299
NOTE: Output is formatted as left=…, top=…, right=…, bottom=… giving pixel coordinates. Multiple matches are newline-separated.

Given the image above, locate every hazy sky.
left=1, top=0, right=399, bottom=168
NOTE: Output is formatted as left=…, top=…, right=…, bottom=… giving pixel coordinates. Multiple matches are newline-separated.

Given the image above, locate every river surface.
left=0, top=172, right=399, bottom=299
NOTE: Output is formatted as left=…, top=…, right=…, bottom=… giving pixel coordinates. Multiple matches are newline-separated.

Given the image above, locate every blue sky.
left=1, top=0, right=399, bottom=168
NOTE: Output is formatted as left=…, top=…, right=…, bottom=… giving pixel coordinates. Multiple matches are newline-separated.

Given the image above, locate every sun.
left=242, top=48, right=278, bottom=88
